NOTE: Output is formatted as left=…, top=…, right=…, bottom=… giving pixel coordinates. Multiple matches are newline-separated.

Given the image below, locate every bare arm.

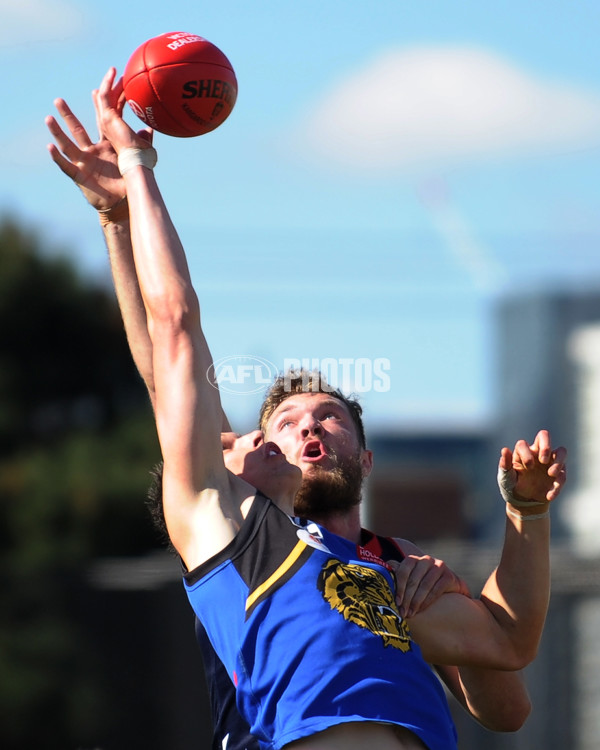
left=398, top=430, right=566, bottom=671
left=99, top=214, right=236, bottom=431
left=478, top=430, right=565, bottom=646
left=392, top=541, right=529, bottom=729
left=438, top=432, right=563, bottom=728
left=46, top=96, right=233, bottom=435
left=435, top=664, right=530, bottom=732
left=433, top=430, right=563, bottom=727
left=392, top=539, right=531, bottom=731
left=102, top=216, right=158, bottom=404
left=392, top=538, right=470, bottom=619
left=95, top=68, right=246, bottom=568
left=46, top=99, right=156, bottom=404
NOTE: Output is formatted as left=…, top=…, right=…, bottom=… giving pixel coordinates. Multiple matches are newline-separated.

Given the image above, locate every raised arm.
left=423, top=432, right=565, bottom=728
left=46, top=99, right=156, bottom=403
left=94, top=68, right=246, bottom=568
left=393, top=540, right=531, bottom=731
left=46, top=96, right=232, bottom=436
left=403, top=430, right=566, bottom=671
left=474, top=430, right=564, bottom=655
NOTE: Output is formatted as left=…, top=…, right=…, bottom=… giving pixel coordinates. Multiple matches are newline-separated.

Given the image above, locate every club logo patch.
left=318, top=558, right=412, bottom=651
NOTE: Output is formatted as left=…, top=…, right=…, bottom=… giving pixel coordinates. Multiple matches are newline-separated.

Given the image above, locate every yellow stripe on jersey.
left=245, top=540, right=308, bottom=613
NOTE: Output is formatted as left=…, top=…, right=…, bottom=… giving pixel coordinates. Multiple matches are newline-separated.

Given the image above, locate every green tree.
left=0, top=217, right=161, bottom=748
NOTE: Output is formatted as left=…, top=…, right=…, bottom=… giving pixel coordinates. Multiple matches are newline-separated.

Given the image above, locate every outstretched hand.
left=46, top=98, right=126, bottom=211
left=45, top=87, right=152, bottom=211
left=499, top=429, right=567, bottom=506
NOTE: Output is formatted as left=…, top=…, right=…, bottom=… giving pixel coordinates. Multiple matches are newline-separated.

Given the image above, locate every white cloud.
left=0, top=0, right=85, bottom=47
left=293, top=46, right=600, bottom=173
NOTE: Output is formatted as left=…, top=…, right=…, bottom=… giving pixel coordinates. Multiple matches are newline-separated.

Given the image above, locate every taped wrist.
left=505, top=504, right=550, bottom=522
left=497, top=466, right=547, bottom=509
left=118, top=146, right=158, bottom=176
left=98, top=196, right=129, bottom=227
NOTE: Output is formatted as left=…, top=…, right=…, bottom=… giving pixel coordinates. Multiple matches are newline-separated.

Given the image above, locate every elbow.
left=497, top=697, right=531, bottom=732
left=469, top=674, right=532, bottom=733
left=516, top=645, right=540, bottom=672
left=146, top=288, right=200, bottom=336
left=503, top=653, right=532, bottom=673
left=481, top=694, right=532, bottom=733
left=502, top=637, right=540, bottom=673
left=508, top=699, right=532, bottom=732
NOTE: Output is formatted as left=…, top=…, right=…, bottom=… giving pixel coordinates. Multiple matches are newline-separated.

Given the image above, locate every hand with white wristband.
left=496, top=429, right=567, bottom=521
left=94, top=67, right=158, bottom=177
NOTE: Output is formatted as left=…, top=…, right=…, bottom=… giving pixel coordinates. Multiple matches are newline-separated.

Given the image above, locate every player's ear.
left=360, top=449, right=373, bottom=478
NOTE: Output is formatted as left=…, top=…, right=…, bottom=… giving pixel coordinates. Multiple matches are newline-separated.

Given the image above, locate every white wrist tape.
left=497, top=466, right=547, bottom=509
left=118, top=147, right=158, bottom=176
left=505, top=504, right=550, bottom=522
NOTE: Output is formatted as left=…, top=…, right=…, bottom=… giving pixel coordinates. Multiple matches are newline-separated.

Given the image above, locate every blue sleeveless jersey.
left=184, top=495, right=457, bottom=750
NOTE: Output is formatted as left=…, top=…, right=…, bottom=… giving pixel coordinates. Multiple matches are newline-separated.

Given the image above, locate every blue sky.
left=2, top=0, right=600, bottom=433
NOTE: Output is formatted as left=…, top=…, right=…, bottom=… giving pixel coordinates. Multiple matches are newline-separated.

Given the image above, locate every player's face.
left=223, top=430, right=302, bottom=497
left=264, top=393, right=373, bottom=479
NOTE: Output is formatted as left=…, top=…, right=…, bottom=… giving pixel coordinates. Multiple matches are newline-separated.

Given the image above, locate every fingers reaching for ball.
left=96, top=68, right=149, bottom=155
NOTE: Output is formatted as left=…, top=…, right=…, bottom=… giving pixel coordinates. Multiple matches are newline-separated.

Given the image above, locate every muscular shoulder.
left=167, top=470, right=259, bottom=571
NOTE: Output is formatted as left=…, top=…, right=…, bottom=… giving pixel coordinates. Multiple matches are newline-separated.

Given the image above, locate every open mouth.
left=302, top=440, right=327, bottom=462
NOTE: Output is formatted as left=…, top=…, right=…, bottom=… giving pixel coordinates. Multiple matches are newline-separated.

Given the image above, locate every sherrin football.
left=123, top=31, right=237, bottom=138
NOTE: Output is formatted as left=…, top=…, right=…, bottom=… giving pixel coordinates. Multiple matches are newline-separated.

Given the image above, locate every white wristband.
left=506, top=504, right=550, bottom=522
left=118, top=147, right=158, bottom=176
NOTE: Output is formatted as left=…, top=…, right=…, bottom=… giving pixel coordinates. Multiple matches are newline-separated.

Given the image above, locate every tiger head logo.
left=318, top=558, right=412, bottom=651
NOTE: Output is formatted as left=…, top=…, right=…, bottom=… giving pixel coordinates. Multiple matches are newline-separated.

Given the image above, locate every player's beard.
left=293, top=449, right=364, bottom=519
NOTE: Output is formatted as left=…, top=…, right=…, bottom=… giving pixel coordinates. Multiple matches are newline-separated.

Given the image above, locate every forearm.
left=100, top=204, right=234, bottom=433
left=122, top=165, right=222, bottom=420
left=479, top=508, right=551, bottom=663
left=101, top=212, right=156, bottom=407
left=438, top=664, right=531, bottom=732
left=101, top=179, right=232, bottom=432
left=124, top=167, right=193, bottom=311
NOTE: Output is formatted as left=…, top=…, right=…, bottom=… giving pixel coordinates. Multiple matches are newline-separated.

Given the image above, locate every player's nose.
left=300, top=416, right=323, bottom=438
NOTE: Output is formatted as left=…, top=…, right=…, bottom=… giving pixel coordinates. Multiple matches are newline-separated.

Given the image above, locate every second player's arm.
left=394, top=539, right=531, bottom=731
left=405, top=431, right=565, bottom=671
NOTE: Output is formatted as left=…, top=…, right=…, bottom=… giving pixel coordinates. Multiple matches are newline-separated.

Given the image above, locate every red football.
left=123, top=31, right=237, bottom=138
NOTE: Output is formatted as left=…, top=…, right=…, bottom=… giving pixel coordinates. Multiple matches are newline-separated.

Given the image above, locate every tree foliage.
left=0, top=217, right=161, bottom=748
